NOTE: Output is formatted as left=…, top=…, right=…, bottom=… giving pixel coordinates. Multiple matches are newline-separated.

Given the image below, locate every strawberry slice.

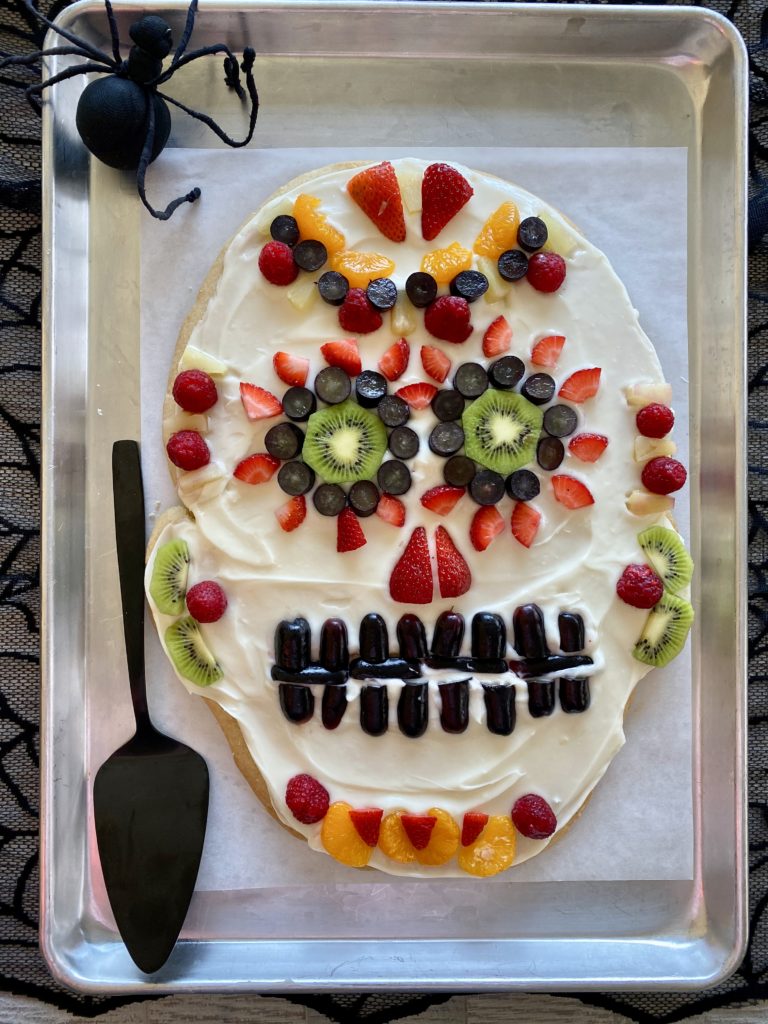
left=482, top=315, right=512, bottom=358
left=558, top=367, right=601, bottom=403
left=378, top=338, right=410, bottom=381
left=390, top=526, right=433, bottom=604
left=273, top=351, right=309, bottom=387
left=275, top=494, right=306, bottom=532
left=233, top=452, right=280, bottom=484
left=347, top=161, right=406, bottom=243
left=420, top=345, right=452, bottom=383
left=461, top=811, right=489, bottom=847
left=552, top=475, right=595, bottom=509
left=376, top=493, right=406, bottom=527
left=421, top=163, right=474, bottom=241
left=240, top=382, right=283, bottom=420
left=469, top=505, right=504, bottom=551
left=321, top=338, right=361, bottom=377
left=421, top=485, right=465, bottom=516
left=337, top=507, right=366, bottom=552
left=568, top=432, right=609, bottom=463
left=349, top=807, right=384, bottom=847
left=400, top=814, right=437, bottom=850
left=530, top=334, right=565, bottom=368
left=396, top=381, right=438, bottom=410
left=435, top=525, right=471, bottom=598
left=511, top=502, right=541, bottom=547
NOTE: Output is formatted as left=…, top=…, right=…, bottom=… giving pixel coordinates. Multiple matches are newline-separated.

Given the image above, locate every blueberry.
left=293, top=239, right=327, bottom=272
left=506, top=468, right=540, bottom=501
left=265, top=421, right=304, bottom=460
left=444, top=455, right=476, bottom=487
left=454, top=362, right=489, bottom=400
left=543, top=404, right=578, bottom=437
left=282, top=386, right=317, bottom=421
left=521, top=373, right=555, bottom=406
left=377, top=395, right=410, bottom=428
left=449, top=270, right=488, bottom=303
left=405, top=271, right=438, bottom=308
left=277, top=460, right=315, bottom=496
left=470, top=469, right=505, bottom=506
left=318, top=271, right=349, bottom=306
left=388, top=426, right=419, bottom=461
left=517, top=216, right=548, bottom=253
left=431, top=388, right=465, bottom=422
left=314, top=367, right=351, bottom=405
left=313, top=483, right=346, bottom=516
left=348, top=480, right=380, bottom=517
left=270, top=214, right=299, bottom=247
left=497, top=249, right=528, bottom=282
left=489, top=356, right=525, bottom=391
left=367, top=277, right=398, bottom=311
left=355, top=370, right=388, bottom=408
left=429, top=421, right=464, bottom=457
left=377, top=459, right=412, bottom=495
left=537, top=436, right=565, bottom=471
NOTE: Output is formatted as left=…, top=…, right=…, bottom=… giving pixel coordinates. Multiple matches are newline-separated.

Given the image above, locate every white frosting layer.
left=146, top=159, right=675, bottom=875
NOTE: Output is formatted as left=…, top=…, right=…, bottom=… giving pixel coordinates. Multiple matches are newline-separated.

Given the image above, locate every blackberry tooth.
left=558, top=612, right=585, bottom=652
left=350, top=658, right=421, bottom=680
left=398, top=681, right=429, bottom=738
left=322, top=684, right=348, bottom=729
left=272, top=665, right=347, bottom=685
left=359, top=612, right=389, bottom=662
left=432, top=610, right=465, bottom=657
left=483, top=683, right=516, bottom=735
left=275, top=618, right=311, bottom=671
left=360, top=684, right=388, bottom=736
left=512, top=654, right=593, bottom=677
left=439, top=679, right=470, bottom=733
left=397, top=614, right=428, bottom=660
left=320, top=618, right=349, bottom=671
left=513, top=604, right=549, bottom=659
left=471, top=612, right=507, bottom=660
left=527, top=679, right=555, bottom=718
left=279, top=683, right=314, bottom=724
left=560, top=677, right=590, bottom=713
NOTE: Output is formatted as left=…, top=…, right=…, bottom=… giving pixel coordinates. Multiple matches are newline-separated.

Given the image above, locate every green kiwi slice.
left=633, top=592, right=694, bottom=668
left=302, top=399, right=387, bottom=484
left=165, top=616, right=223, bottom=686
left=149, top=538, right=190, bottom=615
left=638, top=526, right=693, bottom=595
left=462, top=390, right=543, bottom=476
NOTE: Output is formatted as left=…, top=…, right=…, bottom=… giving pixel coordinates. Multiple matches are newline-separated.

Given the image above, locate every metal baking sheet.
left=40, top=0, right=748, bottom=993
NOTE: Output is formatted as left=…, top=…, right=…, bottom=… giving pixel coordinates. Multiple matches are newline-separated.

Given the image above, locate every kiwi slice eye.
left=633, top=592, right=694, bottom=668
left=149, top=538, right=190, bottom=615
left=165, top=616, right=223, bottom=686
left=302, top=399, right=387, bottom=484
left=462, top=390, right=543, bottom=476
left=637, top=526, right=693, bottom=595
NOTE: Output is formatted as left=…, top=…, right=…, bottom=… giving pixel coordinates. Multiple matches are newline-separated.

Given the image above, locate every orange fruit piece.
left=420, top=242, right=472, bottom=285
left=293, top=194, right=346, bottom=255
left=473, top=201, right=520, bottom=258
left=414, top=807, right=460, bottom=866
left=379, top=811, right=416, bottom=863
left=321, top=801, right=375, bottom=868
left=458, top=815, right=517, bottom=877
left=331, top=250, right=396, bottom=290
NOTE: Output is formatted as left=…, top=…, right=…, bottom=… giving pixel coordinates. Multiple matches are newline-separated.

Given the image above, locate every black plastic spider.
left=1, top=0, right=259, bottom=219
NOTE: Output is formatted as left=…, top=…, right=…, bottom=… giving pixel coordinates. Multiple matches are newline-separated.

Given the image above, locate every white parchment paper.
left=140, top=147, right=691, bottom=886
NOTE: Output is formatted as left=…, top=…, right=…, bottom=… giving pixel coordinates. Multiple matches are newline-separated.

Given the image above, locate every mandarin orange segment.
left=293, top=194, right=346, bottom=255
left=414, top=807, right=460, bottom=866
left=420, top=242, right=472, bottom=285
left=321, top=801, right=374, bottom=868
left=331, top=250, right=396, bottom=290
left=473, top=202, right=520, bottom=258
left=457, top=815, right=517, bottom=877
left=378, top=811, right=416, bottom=863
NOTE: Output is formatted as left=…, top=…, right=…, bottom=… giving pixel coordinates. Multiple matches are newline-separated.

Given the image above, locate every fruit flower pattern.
left=147, top=158, right=693, bottom=877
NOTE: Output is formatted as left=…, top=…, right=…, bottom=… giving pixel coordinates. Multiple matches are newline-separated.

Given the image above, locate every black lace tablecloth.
left=0, top=0, right=765, bottom=1020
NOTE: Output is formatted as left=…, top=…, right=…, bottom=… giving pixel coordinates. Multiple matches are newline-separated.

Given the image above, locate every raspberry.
left=641, top=456, right=687, bottom=495
left=285, top=773, right=330, bottom=824
left=616, top=564, right=664, bottom=609
left=258, top=240, right=299, bottom=286
left=186, top=580, right=228, bottom=622
left=636, top=403, right=675, bottom=438
left=166, top=430, right=210, bottom=471
left=526, top=252, right=566, bottom=293
left=511, top=793, right=557, bottom=840
left=424, top=295, right=473, bottom=344
left=172, top=369, right=218, bottom=413
left=338, top=288, right=383, bottom=334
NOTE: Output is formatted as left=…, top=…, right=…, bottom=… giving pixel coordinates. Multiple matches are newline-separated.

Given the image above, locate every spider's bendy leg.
left=0, top=46, right=114, bottom=70
left=103, top=0, right=122, bottom=65
left=21, top=0, right=117, bottom=67
left=170, top=0, right=198, bottom=64
left=136, top=95, right=201, bottom=221
left=24, top=60, right=115, bottom=96
left=156, top=42, right=244, bottom=91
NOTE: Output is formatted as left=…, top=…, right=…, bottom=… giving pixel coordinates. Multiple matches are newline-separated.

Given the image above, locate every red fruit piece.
left=186, top=580, right=228, bottom=623
left=530, top=334, right=565, bottom=368
left=285, top=773, right=330, bottom=824
left=273, top=351, right=309, bottom=387
left=616, top=564, right=664, bottom=609
left=421, top=485, right=465, bottom=516
left=469, top=505, right=504, bottom=552
left=461, top=811, right=489, bottom=847
left=558, top=368, right=601, bottom=403
left=568, top=433, right=608, bottom=463
left=240, top=382, right=283, bottom=420
left=321, top=338, right=361, bottom=376
left=511, top=502, right=541, bottom=548
left=636, top=403, right=675, bottom=438
left=337, top=506, right=367, bottom=552
left=233, top=452, right=280, bottom=484
left=172, top=369, right=218, bottom=413
left=424, top=295, right=473, bottom=344
left=396, top=381, right=438, bottom=410
left=400, top=813, right=437, bottom=850
left=379, top=338, right=410, bottom=381
left=641, top=456, right=687, bottom=495
left=349, top=807, right=384, bottom=847
left=420, top=345, right=452, bottom=384
left=421, top=162, right=474, bottom=241
left=511, top=794, right=557, bottom=840
left=275, top=494, right=306, bottom=532
left=552, top=475, right=594, bottom=509
left=376, top=493, right=406, bottom=527
left=435, top=525, right=471, bottom=598
left=482, top=315, right=512, bottom=357
left=347, top=161, right=406, bottom=243
left=527, top=252, right=566, bottom=293
left=166, top=430, right=210, bottom=471
left=259, top=240, right=299, bottom=286
left=390, top=526, right=433, bottom=604
left=338, top=288, right=383, bottom=335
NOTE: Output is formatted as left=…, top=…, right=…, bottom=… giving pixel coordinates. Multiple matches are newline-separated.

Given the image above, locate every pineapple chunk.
left=391, top=299, right=418, bottom=337
left=626, top=490, right=675, bottom=516
left=634, top=436, right=677, bottom=463
left=167, top=412, right=208, bottom=435
left=539, top=212, right=579, bottom=258
left=624, top=382, right=673, bottom=407
left=397, top=167, right=422, bottom=214
left=179, top=344, right=227, bottom=376
left=286, top=274, right=318, bottom=311
left=253, top=195, right=294, bottom=237
left=177, top=462, right=226, bottom=503
left=476, top=255, right=508, bottom=304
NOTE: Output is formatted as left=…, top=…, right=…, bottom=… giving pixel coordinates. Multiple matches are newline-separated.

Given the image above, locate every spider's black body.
left=1, top=0, right=259, bottom=219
